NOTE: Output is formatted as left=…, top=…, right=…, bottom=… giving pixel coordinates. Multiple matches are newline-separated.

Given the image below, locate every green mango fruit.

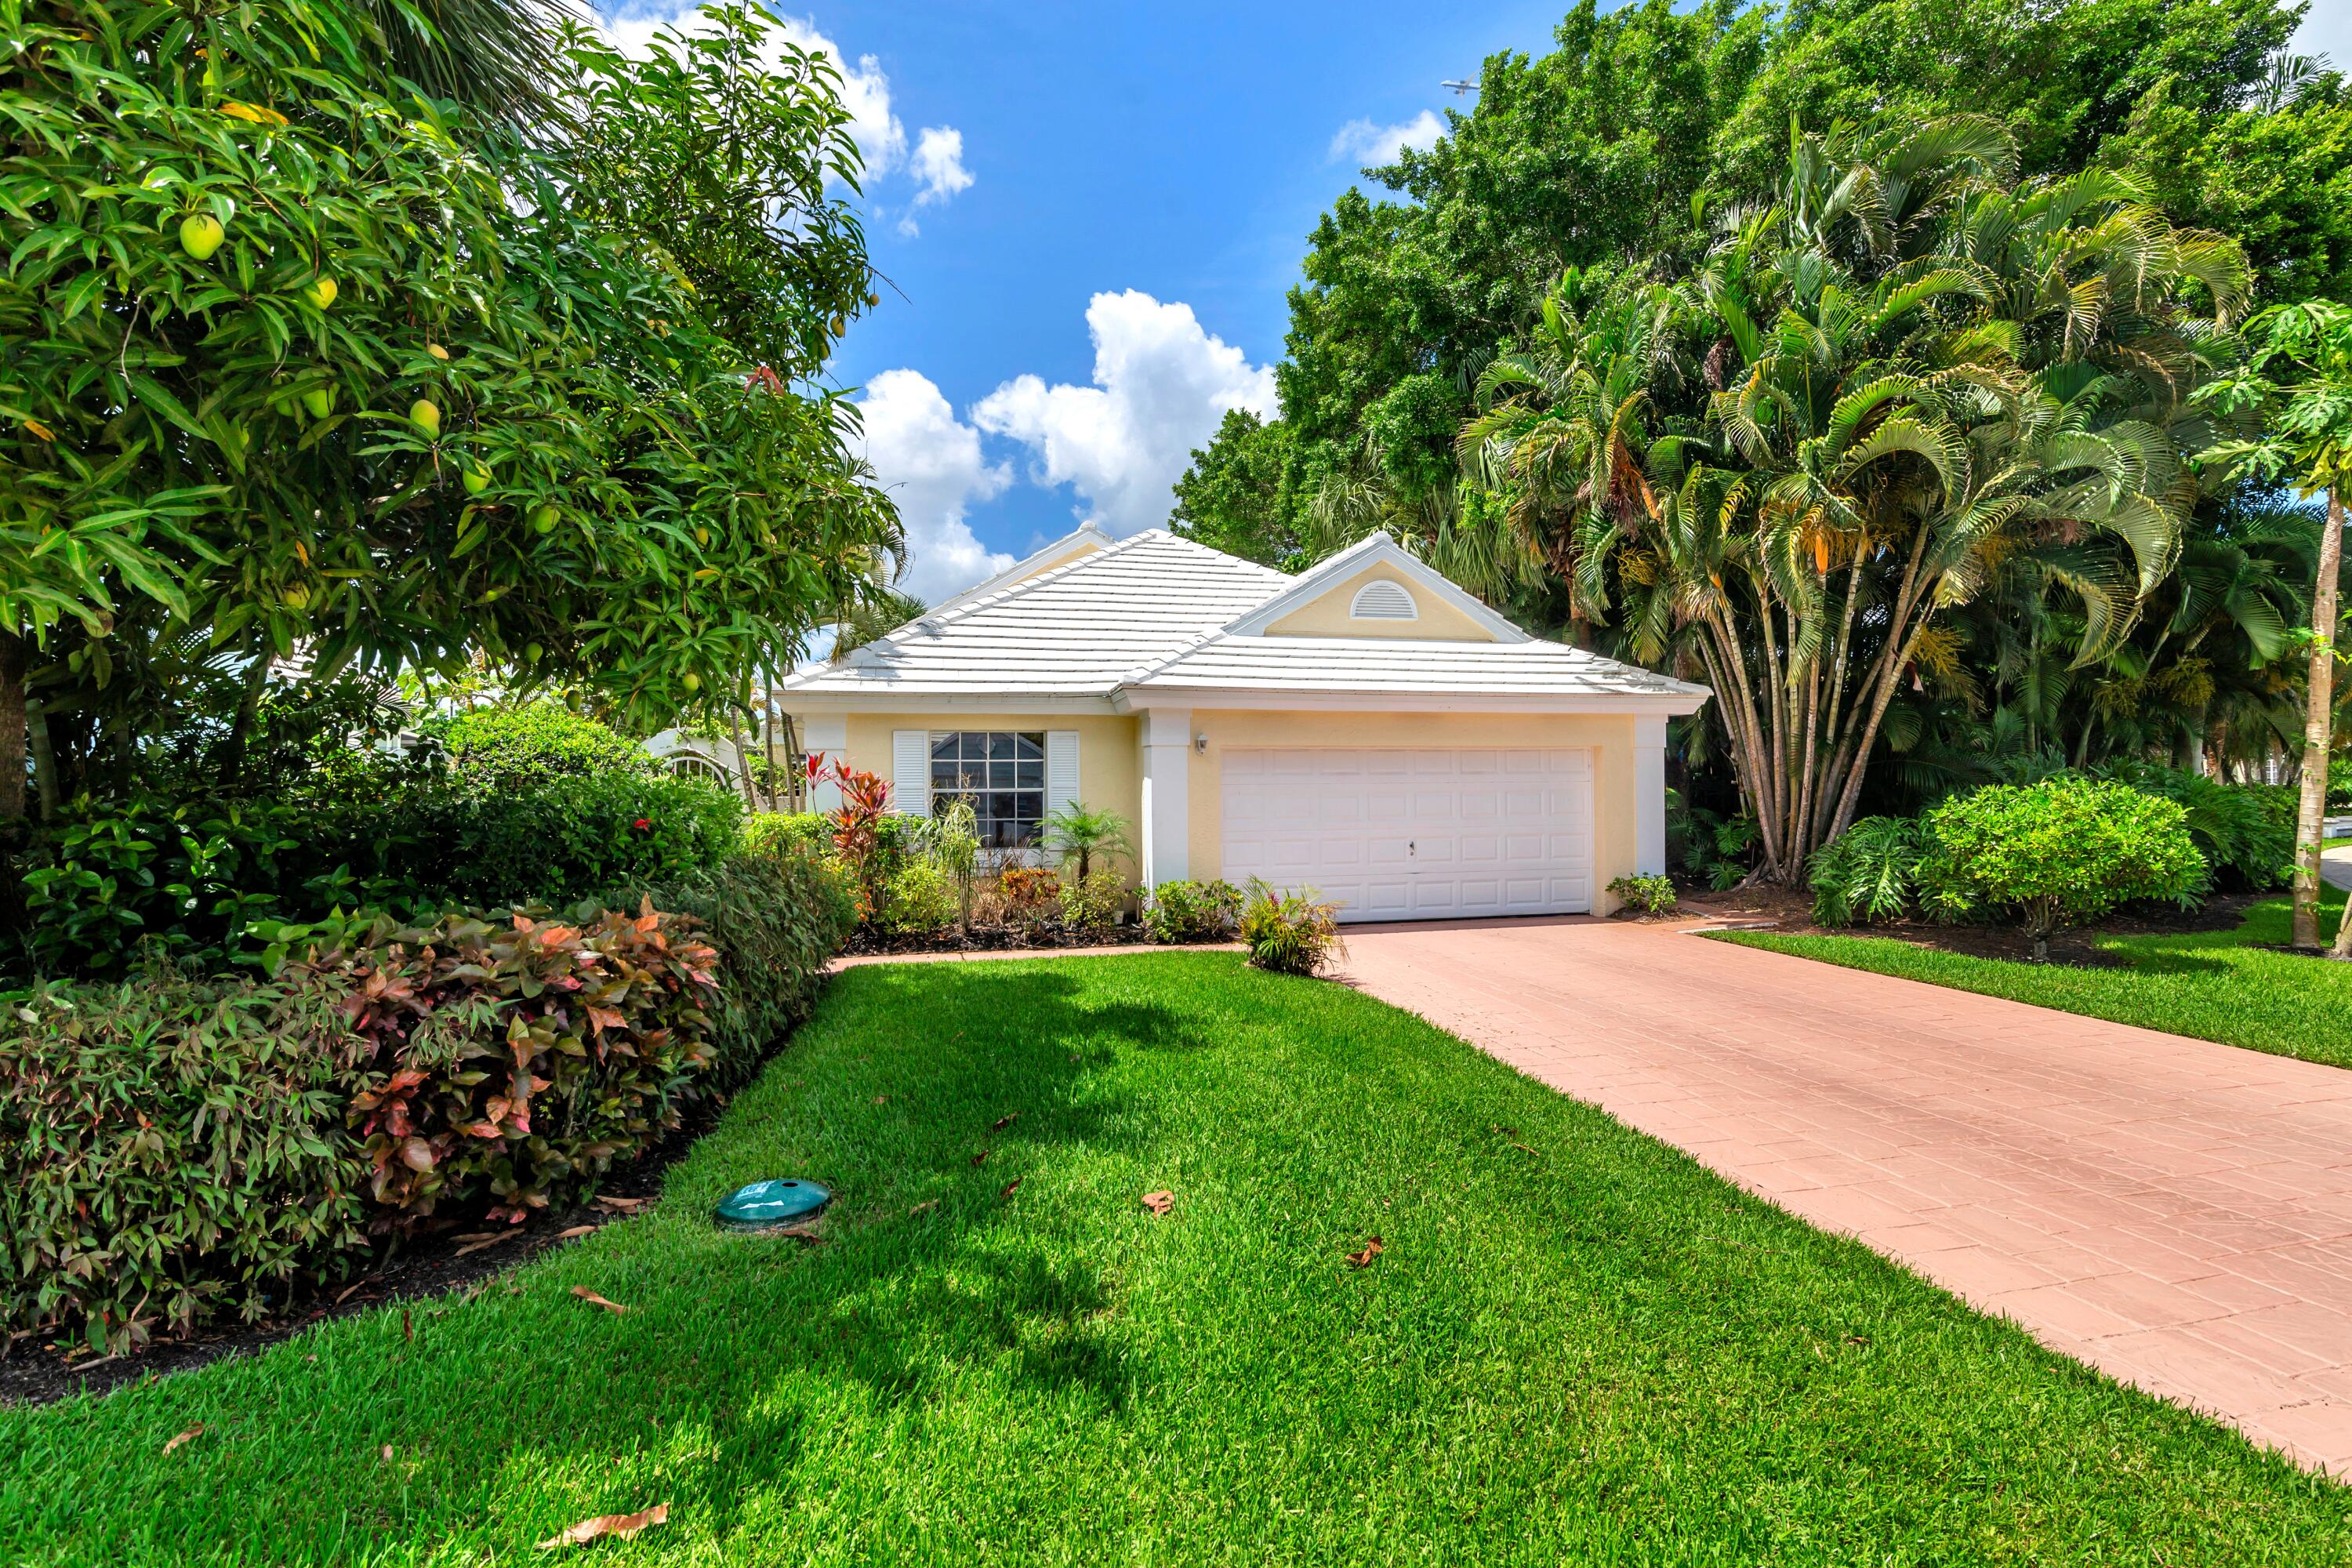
left=179, top=213, right=225, bottom=260
left=532, top=504, right=560, bottom=534
left=409, top=399, right=441, bottom=437
left=302, top=277, right=337, bottom=310
left=299, top=386, right=335, bottom=419
left=462, top=463, right=492, bottom=495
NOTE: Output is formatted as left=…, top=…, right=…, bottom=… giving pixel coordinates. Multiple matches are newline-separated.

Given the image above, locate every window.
left=666, top=753, right=731, bottom=786
left=929, top=731, right=1046, bottom=847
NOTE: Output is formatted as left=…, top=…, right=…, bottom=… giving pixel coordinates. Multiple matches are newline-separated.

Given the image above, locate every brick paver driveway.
left=1334, top=916, right=2352, bottom=1474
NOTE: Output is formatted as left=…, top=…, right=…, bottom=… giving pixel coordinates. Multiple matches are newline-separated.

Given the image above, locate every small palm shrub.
left=1042, top=801, right=1134, bottom=881
left=1918, top=778, right=2205, bottom=960
left=1606, top=873, right=1678, bottom=916
left=1807, top=817, right=1929, bottom=927
left=1141, top=878, right=1243, bottom=942
left=1238, top=880, right=1346, bottom=976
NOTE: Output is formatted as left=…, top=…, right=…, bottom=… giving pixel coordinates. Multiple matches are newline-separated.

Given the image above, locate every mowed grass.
left=1716, top=884, right=2352, bottom=1070
left=2, top=954, right=2346, bottom=1566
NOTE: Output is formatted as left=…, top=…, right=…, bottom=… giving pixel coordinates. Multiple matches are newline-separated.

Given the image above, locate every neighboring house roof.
left=775, top=527, right=1709, bottom=714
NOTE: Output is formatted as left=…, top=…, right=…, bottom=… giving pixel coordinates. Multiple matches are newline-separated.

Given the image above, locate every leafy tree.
left=1171, top=409, right=1309, bottom=568
left=2194, top=299, right=2352, bottom=949
left=1456, top=119, right=2248, bottom=883
left=0, top=0, right=901, bottom=822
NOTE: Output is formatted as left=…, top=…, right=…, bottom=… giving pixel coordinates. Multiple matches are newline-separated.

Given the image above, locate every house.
left=774, top=526, right=1711, bottom=921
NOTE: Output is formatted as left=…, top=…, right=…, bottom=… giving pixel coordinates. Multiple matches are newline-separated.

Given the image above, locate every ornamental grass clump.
left=1918, top=779, right=2204, bottom=960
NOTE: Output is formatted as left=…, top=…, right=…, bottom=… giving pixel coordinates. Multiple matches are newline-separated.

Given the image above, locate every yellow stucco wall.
left=840, top=711, right=1143, bottom=874
left=1182, top=710, right=1643, bottom=913
left=1261, top=564, right=1501, bottom=642
left=824, top=706, right=1642, bottom=914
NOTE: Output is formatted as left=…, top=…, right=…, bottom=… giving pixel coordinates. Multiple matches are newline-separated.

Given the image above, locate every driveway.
left=1333, top=916, right=2352, bottom=1475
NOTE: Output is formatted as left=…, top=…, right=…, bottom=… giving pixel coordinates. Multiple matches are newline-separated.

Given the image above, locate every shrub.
left=0, top=976, right=368, bottom=1353
left=416, top=702, right=652, bottom=792
left=2096, top=762, right=2293, bottom=893
left=996, top=866, right=1062, bottom=931
left=1807, top=817, right=1929, bottom=927
left=744, top=811, right=832, bottom=861
left=1238, top=880, right=1346, bottom=976
left=1918, top=779, right=2204, bottom=960
left=2333, top=754, right=2352, bottom=814
left=1606, top=873, right=1678, bottom=916
left=927, top=799, right=982, bottom=932
left=597, top=852, right=855, bottom=1091
left=307, top=906, right=721, bottom=1226
left=817, top=761, right=895, bottom=920
left=880, top=859, right=960, bottom=935
left=1058, top=869, right=1126, bottom=934
left=1141, top=878, right=1243, bottom=942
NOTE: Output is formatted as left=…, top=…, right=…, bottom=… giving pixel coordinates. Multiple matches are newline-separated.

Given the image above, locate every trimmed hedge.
left=0, top=861, right=851, bottom=1352
left=0, top=976, right=368, bottom=1352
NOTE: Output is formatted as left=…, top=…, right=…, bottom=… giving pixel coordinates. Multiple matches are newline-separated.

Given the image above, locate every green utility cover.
left=715, top=1178, right=830, bottom=1232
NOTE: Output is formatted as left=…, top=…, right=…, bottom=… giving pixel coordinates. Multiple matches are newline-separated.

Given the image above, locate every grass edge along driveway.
left=0, top=952, right=2345, bottom=1565
left=1713, top=885, right=2352, bottom=1071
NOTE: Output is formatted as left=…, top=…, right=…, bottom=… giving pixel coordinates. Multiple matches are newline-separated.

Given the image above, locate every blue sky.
left=604, top=0, right=2351, bottom=604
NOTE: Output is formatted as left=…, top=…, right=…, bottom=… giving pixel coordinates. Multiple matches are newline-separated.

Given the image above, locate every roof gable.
left=927, top=522, right=1112, bottom=617
left=1220, top=533, right=1528, bottom=644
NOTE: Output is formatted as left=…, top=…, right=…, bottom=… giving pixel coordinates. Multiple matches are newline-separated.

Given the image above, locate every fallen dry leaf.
left=162, top=1423, right=204, bottom=1455
left=535, top=1502, right=668, bottom=1550
left=873, top=1094, right=888, bottom=1105
left=593, top=1195, right=649, bottom=1214
left=1345, top=1236, right=1385, bottom=1269
left=452, top=1230, right=503, bottom=1243
left=453, top=1232, right=518, bottom=1257
left=381, top=1444, right=394, bottom=1462
left=1141, top=1191, right=1174, bottom=1215
left=991, top=1111, right=1019, bottom=1131
left=571, top=1287, right=628, bottom=1315
left=909, top=1200, right=938, bottom=1217
left=971, top=1149, right=989, bottom=1167
left=558, top=1225, right=596, bottom=1240
left=773, top=1224, right=824, bottom=1243
left=335, top=1282, right=366, bottom=1306
left=999, top=1179, right=1021, bottom=1200
left=402, top=1308, right=413, bottom=1341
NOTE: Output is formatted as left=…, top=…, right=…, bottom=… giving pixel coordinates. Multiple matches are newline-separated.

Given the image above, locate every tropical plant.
left=818, top=761, right=894, bottom=920
left=1042, top=801, right=1134, bottom=882
left=927, top=797, right=982, bottom=933
left=995, top=866, right=1061, bottom=933
left=2096, top=761, right=2294, bottom=894
left=1916, top=778, right=2205, bottom=960
left=2194, top=299, right=2352, bottom=950
left=1606, top=873, right=1679, bottom=916
left=1456, top=117, right=2248, bottom=884
left=1807, top=816, right=1929, bottom=927
left=1058, top=869, right=1125, bottom=935
left=1237, top=880, right=1346, bottom=977
left=879, top=860, right=960, bottom=936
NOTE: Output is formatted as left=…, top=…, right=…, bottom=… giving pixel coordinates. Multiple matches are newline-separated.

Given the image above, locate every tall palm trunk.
left=2293, top=487, right=2342, bottom=949
left=0, top=630, right=24, bottom=822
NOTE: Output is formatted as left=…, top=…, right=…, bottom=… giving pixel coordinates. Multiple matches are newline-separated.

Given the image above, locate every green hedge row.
left=0, top=849, right=851, bottom=1354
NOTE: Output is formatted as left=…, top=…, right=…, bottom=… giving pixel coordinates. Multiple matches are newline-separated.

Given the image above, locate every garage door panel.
left=1221, top=746, right=1594, bottom=924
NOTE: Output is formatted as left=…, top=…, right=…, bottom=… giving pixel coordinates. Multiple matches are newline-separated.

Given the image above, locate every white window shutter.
left=1045, top=731, right=1080, bottom=819
left=891, top=730, right=931, bottom=817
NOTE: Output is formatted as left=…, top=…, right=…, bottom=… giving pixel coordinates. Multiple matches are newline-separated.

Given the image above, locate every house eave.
left=1109, top=685, right=1712, bottom=717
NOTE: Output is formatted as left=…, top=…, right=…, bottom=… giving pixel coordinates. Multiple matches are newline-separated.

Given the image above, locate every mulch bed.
left=1671, top=883, right=2268, bottom=967
left=0, top=1088, right=732, bottom=1409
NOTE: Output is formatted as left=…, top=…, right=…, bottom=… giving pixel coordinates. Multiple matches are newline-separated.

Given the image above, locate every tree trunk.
left=2292, top=488, right=2343, bottom=949
left=0, top=631, right=25, bottom=822
left=217, top=653, right=271, bottom=796
left=728, top=717, right=760, bottom=813
left=24, top=696, right=59, bottom=818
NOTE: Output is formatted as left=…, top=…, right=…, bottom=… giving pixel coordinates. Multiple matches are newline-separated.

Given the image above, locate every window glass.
left=926, top=731, right=1049, bottom=848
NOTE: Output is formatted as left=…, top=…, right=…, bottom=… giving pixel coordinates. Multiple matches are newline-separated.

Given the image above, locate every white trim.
left=781, top=692, right=1121, bottom=715
left=1138, top=707, right=1190, bottom=886
left=1219, top=532, right=1530, bottom=643
left=1116, top=688, right=1709, bottom=716
left=891, top=730, right=931, bottom=818
left=1634, top=714, right=1668, bottom=877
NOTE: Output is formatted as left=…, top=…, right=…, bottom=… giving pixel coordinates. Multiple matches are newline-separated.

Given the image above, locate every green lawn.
left=2, top=953, right=2344, bottom=1565
left=1716, top=885, right=2352, bottom=1070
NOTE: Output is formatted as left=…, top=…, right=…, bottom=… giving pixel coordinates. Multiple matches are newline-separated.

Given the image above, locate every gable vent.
left=1349, top=579, right=1418, bottom=622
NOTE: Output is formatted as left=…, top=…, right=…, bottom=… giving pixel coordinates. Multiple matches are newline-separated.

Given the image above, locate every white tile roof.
left=777, top=528, right=1708, bottom=710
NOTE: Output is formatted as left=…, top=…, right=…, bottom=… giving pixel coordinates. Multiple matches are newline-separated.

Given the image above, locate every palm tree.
left=1042, top=803, right=1134, bottom=883
left=1460, top=117, right=2249, bottom=883
left=361, top=0, right=572, bottom=120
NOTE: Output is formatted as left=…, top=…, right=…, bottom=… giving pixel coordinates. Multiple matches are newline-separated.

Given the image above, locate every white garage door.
left=1220, top=747, right=1594, bottom=923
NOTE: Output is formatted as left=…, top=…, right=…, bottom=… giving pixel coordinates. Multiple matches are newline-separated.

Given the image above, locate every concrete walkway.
left=1331, top=916, right=2352, bottom=1475
left=2324, top=845, right=2352, bottom=893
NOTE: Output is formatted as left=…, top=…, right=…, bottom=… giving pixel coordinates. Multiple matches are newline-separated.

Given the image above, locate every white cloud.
left=1327, top=108, right=1446, bottom=167
left=851, top=370, right=1014, bottom=602
left=971, top=290, right=1279, bottom=536
left=597, top=6, right=969, bottom=227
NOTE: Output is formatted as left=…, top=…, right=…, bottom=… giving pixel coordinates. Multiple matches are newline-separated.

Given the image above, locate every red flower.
left=632, top=817, right=651, bottom=832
